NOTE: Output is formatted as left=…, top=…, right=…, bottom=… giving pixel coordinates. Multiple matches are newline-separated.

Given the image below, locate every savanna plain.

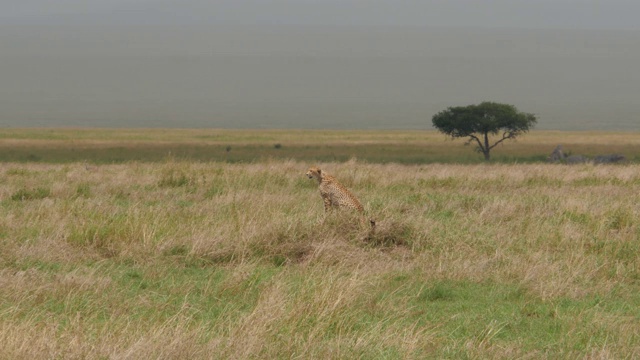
left=1, top=129, right=640, bottom=359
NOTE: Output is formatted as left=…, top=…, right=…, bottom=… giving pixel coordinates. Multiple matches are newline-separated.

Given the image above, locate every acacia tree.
left=432, top=102, right=537, bottom=161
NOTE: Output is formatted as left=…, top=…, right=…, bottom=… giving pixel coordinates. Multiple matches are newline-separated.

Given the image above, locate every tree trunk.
left=483, top=132, right=491, bottom=161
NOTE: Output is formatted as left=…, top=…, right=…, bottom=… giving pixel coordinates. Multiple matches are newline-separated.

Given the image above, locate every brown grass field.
left=0, top=129, right=639, bottom=358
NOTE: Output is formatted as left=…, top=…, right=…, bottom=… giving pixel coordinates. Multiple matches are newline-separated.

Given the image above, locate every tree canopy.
left=432, top=102, right=537, bottom=160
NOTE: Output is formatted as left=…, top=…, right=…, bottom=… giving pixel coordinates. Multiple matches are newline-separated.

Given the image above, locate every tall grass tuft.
left=10, top=187, right=50, bottom=201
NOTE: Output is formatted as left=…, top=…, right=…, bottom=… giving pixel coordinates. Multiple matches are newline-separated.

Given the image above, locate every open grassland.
left=1, top=128, right=640, bottom=164
left=1, top=158, right=639, bottom=358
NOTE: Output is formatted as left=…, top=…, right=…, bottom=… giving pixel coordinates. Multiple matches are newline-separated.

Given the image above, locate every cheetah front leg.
left=314, top=194, right=332, bottom=225
left=322, top=195, right=333, bottom=212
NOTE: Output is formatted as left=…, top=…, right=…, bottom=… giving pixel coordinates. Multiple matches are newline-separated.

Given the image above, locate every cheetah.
left=306, top=166, right=375, bottom=229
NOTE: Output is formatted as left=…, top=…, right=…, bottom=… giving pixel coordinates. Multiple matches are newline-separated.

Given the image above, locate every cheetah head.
left=306, top=166, right=322, bottom=181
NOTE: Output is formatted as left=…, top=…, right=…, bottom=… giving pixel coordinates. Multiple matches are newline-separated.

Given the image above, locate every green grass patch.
left=10, top=187, right=51, bottom=201
left=2, top=129, right=639, bottom=165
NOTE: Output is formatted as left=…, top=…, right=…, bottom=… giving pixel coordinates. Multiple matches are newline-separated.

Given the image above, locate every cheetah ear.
left=317, top=169, right=321, bottom=174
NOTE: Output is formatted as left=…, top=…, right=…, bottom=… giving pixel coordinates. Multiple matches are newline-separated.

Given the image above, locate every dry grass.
left=1, top=159, right=639, bottom=358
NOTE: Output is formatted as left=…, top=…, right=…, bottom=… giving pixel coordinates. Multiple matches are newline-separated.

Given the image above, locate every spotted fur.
left=306, top=167, right=375, bottom=229
left=306, top=166, right=363, bottom=212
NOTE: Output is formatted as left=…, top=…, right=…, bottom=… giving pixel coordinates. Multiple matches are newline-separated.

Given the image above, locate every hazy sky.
left=3, top=0, right=640, bottom=30
left=2, top=1, right=640, bottom=129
